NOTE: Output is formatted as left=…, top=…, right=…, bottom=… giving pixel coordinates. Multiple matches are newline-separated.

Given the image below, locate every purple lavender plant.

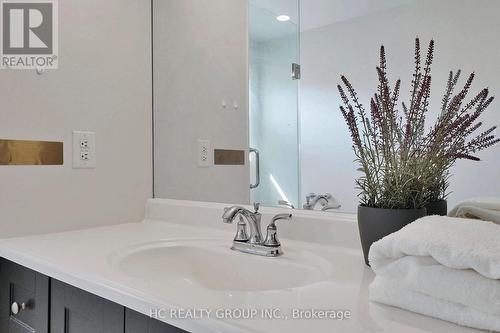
left=338, top=38, right=499, bottom=209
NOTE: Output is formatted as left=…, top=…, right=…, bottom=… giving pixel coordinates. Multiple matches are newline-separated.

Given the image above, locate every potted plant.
left=338, top=38, right=499, bottom=265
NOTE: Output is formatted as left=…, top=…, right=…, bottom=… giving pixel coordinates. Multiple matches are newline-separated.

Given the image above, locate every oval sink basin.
left=110, top=240, right=332, bottom=292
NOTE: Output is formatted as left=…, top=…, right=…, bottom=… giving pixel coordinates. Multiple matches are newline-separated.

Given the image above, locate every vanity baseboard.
left=0, top=258, right=188, bottom=333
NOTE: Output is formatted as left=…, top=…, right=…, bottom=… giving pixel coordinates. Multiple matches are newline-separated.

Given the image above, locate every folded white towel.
left=370, top=215, right=500, bottom=279
left=371, top=273, right=500, bottom=332
left=449, top=197, right=500, bottom=224
left=369, top=216, right=500, bottom=331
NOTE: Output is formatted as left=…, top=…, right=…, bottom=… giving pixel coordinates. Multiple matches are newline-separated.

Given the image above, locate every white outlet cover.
left=197, top=139, right=211, bottom=168
left=73, top=131, right=96, bottom=169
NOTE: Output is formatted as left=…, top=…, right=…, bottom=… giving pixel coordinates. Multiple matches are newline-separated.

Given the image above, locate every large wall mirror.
left=153, top=0, right=500, bottom=213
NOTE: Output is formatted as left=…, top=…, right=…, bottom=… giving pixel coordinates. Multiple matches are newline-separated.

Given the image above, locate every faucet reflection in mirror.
left=303, top=193, right=341, bottom=211
left=222, top=203, right=292, bottom=257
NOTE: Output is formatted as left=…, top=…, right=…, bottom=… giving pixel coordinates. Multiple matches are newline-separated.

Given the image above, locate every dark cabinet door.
left=125, top=309, right=188, bottom=333
left=50, top=279, right=124, bottom=333
left=0, top=258, right=49, bottom=333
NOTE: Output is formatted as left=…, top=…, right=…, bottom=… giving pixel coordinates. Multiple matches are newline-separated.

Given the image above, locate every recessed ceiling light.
left=276, top=15, right=290, bottom=22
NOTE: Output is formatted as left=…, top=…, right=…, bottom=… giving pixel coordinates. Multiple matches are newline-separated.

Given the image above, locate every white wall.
left=0, top=0, right=152, bottom=236
left=300, top=0, right=500, bottom=212
left=154, top=0, right=250, bottom=204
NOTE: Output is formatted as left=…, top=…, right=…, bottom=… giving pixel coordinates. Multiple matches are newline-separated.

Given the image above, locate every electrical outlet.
left=73, top=131, right=96, bottom=169
left=197, top=139, right=211, bottom=167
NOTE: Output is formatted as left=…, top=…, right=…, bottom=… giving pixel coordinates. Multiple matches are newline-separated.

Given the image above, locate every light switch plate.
left=73, top=131, right=96, bottom=169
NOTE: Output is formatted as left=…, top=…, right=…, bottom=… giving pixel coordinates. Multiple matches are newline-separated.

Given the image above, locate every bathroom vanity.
left=0, top=199, right=485, bottom=333
left=0, top=258, right=183, bottom=332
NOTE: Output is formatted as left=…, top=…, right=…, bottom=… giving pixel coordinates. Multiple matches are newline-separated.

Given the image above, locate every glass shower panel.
left=249, top=1, right=300, bottom=208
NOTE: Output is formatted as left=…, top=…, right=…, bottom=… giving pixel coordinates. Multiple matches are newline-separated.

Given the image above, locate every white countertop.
left=0, top=199, right=485, bottom=333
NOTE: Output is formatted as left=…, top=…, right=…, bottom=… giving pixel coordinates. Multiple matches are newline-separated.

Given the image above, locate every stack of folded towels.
left=449, top=197, right=500, bottom=225
left=369, top=198, right=500, bottom=331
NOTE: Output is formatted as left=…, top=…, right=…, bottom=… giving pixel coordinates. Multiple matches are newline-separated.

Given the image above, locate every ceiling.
left=250, top=0, right=416, bottom=33
left=249, top=5, right=298, bottom=42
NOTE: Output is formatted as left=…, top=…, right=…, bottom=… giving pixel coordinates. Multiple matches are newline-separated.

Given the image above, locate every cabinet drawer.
left=0, top=258, right=50, bottom=333
left=50, top=279, right=124, bottom=333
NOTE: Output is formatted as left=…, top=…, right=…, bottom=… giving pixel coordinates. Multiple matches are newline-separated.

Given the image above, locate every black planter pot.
left=425, top=199, right=448, bottom=216
left=358, top=206, right=427, bottom=266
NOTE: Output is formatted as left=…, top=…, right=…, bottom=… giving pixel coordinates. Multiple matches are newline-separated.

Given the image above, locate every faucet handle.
left=234, top=215, right=249, bottom=241
left=253, top=202, right=260, bottom=213
left=270, top=213, right=292, bottom=226
left=264, top=213, right=292, bottom=247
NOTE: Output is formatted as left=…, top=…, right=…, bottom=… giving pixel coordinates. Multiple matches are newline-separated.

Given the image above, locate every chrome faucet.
left=222, top=203, right=292, bottom=257
left=303, top=193, right=341, bottom=211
